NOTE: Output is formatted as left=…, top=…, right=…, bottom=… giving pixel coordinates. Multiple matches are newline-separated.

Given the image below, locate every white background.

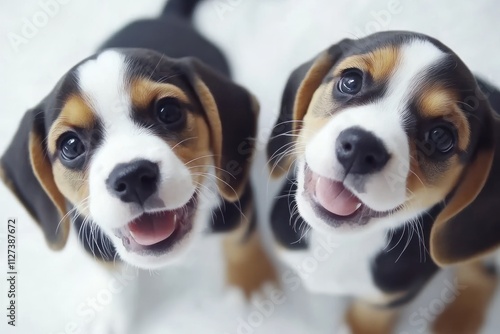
left=1, top=0, right=500, bottom=333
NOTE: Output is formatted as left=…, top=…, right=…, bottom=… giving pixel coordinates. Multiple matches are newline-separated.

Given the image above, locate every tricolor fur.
left=1, top=0, right=275, bottom=295
left=268, top=31, right=500, bottom=333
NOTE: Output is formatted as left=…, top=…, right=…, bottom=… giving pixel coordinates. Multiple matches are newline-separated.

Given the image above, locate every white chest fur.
left=278, top=228, right=389, bottom=301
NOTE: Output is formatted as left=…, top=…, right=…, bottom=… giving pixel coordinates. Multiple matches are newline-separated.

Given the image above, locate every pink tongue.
left=315, top=177, right=362, bottom=216
left=129, top=212, right=177, bottom=246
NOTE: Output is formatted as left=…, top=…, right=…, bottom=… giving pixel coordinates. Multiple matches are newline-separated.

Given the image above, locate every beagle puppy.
left=1, top=0, right=275, bottom=294
left=267, top=31, right=500, bottom=333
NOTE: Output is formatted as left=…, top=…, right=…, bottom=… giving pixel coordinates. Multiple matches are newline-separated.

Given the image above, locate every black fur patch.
left=270, top=178, right=308, bottom=250
left=210, top=183, right=253, bottom=235
left=73, top=213, right=116, bottom=262
left=372, top=204, right=442, bottom=302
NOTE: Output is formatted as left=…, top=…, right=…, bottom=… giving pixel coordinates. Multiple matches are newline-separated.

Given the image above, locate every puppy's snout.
left=336, top=127, right=389, bottom=175
left=106, top=159, right=159, bottom=205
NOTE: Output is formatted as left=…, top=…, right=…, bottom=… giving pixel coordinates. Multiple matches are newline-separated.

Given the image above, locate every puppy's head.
left=268, top=31, right=500, bottom=265
left=1, top=49, right=258, bottom=269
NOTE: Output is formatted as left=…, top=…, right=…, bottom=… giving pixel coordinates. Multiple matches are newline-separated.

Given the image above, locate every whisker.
left=171, top=136, right=197, bottom=150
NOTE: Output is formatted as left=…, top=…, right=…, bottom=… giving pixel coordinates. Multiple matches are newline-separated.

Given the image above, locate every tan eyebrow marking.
left=333, top=46, right=401, bottom=82
left=417, top=85, right=470, bottom=151
left=47, top=94, right=95, bottom=155
left=130, top=79, right=190, bottom=109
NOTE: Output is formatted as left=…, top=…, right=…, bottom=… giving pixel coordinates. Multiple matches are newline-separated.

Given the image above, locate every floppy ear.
left=430, top=78, right=500, bottom=266
left=178, top=58, right=259, bottom=202
left=1, top=108, right=70, bottom=249
left=266, top=40, right=350, bottom=178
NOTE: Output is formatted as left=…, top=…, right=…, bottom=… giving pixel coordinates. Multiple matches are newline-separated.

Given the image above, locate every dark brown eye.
left=155, top=97, right=185, bottom=128
left=427, top=125, right=456, bottom=154
left=60, top=133, right=85, bottom=161
left=338, top=69, right=363, bottom=95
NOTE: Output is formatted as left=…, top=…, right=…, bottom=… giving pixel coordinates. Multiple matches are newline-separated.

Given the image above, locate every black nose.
left=335, top=127, right=390, bottom=175
left=106, top=160, right=159, bottom=205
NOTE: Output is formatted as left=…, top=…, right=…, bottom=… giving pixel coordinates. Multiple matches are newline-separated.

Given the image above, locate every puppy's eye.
left=427, top=125, right=455, bottom=153
left=155, top=97, right=185, bottom=128
left=60, top=133, right=85, bottom=161
left=338, top=70, right=363, bottom=95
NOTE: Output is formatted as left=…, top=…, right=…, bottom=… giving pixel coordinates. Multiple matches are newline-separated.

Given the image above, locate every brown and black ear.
left=178, top=58, right=259, bottom=202
left=0, top=108, right=69, bottom=250
left=266, top=40, right=351, bottom=178
left=430, top=78, right=500, bottom=266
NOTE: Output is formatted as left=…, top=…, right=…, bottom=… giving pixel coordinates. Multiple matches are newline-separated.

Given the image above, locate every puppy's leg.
left=223, top=204, right=277, bottom=297
left=346, top=299, right=400, bottom=334
left=432, top=262, right=498, bottom=334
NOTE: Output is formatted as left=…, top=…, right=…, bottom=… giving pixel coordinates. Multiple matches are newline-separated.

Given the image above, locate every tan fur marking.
left=418, top=89, right=457, bottom=117
left=171, top=113, right=212, bottom=190
left=297, top=90, right=333, bottom=155
left=407, top=155, right=464, bottom=211
left=48, top=95, right=95, bottom=154
left=293, top=51, right=336, bottom=128
left=406, top=140, right=427, bottom=190
left=334, top=57, right=370, bottom=76
left=334, top=47, right=400, bottom=82
left=301, top=112, right=331, bottom=141
left=417, top=86, right=470, bottom=151
left=223, top=204, right=278, bottom=297
left=432, top=262, right=497, bottom=334
left=29, top=131, right=69, bottom=249
left=308, top=81, right=340, bottom=117
left=270, top=51, right=336, bottom=179
left=189, top=76, right=233, bottom=197
left=61, top=95, right=95, bottom=126
left=405, top=82, right=482, bottom=216
left=346, top=299, right=400, bottom=334
left=130, top=79, right=190, bottom=109
left=52, top=161, right=90, bottom=216
left=47, top=96, right=94, bottom=218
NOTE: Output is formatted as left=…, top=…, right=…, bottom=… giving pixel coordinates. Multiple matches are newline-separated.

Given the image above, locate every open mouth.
left=114, top=196, right=197, bottom=255
left=303, top=165, right=393, bottom=228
